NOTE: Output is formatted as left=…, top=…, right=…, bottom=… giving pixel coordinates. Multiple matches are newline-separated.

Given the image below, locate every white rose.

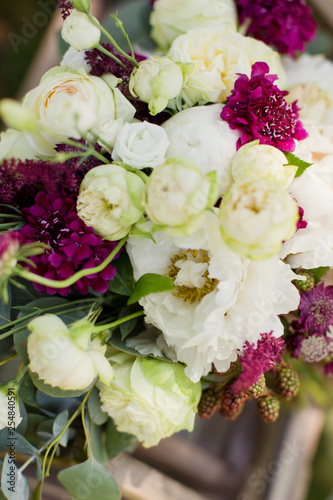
left=168, top=27, right=285, bottom=106
left=0, top=129, right=37, bottom=161
left=77, top=164, right=146, bottom=240
left=280, top=156, right=333, bottom=268
left=22, top=67, right=135, bottom=156
left=61, top=47, right=92, bottom=72
left=127, top=212, right=300, bottom=382
left=162, top=104, right=240, bottom=194
left=99, top=352, right=201, bottom=447
left=145, top=157, right=218, bottom=233
left=231, top=141, right=297, bottom=188
left=150, top=0, right=237, bottom=51
left=0, top=386, right=22, bottom=430
left=220, top=179, right=298, bottom=260
left=112, top=121, right=169, bottom=169
left=129, top=56, right=186, bottom=115
left=27, top=315, right=113, bottom=391
left=61, top=10, right=101, bottom=51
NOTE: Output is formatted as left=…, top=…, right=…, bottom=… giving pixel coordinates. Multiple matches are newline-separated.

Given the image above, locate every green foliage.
left=309, top=266, right=330, bottom=284
left=127, top=273, right=175, bottom=305
left=1, top=455, right=30, bottom=500
left=88, top=388, right=108, bottom=426
left=285, top=152, right=312, bottom=178
left=108, top=251, right=134, bottom=296
left=105, top=418, right=137, bottom=460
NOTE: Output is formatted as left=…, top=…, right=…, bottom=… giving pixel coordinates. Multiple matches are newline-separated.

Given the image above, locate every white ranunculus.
left=0, top=129, right=37, bottom=161
left=150, top=0, right=237, bottom=51
left=27, top=315, right=113, bottom=391
left=99, top=351, right=201, bottom=447
left=0, top=386, right=22, bottom=431
left=127, top=212, right=300, bottom=382
left=145, top=157, right=218, bottom=233
left=61, top=47, right=92, bottom=72
left=231, top=141, right=297, bottom=188
left=61, top=10, right=101, bottom=51
left=22, top=67, right=135, bottom=156
left=168, top=27, right=285, bottom=106
left=280, top=156, right=333, bottom=268
left=112, top=122, right=170, bottom=169
left=220, top=179, right=298, bottom=260
left=162, top=104, right=240, bottom=194
left=129, top=56, right=187, bottom=115
left=77, top=164, right=146, bottom=240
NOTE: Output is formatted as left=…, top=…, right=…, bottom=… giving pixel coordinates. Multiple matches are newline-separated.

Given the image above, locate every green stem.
left=81, top=400, right=93, bottom=458
left=61, top=138, right=108, bottom=164
left=0, top=353, right=18, bottom=367
left=19, top=439, right=53, bottom=474
left=92, top=310, right=144, bottom=334
left=96, top=44, right=127, bottom=69
left=14, top=365, right=28, bottom=384
left=18, top=238, right=126, bottom=290
left=89, top=130, right=113, bottom=152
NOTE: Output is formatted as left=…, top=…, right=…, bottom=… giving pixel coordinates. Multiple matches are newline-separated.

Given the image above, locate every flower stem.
left=96, top=44, right=127, bottom=69
left=92, top=310, right=144, bottom=334
left=0, top=353, right=18, bottom=367
left=61, top=138, right=108, bottom=164
left=18, top=237, right=126, bottom=290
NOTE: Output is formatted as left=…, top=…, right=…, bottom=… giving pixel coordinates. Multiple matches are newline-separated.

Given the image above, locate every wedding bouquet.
left=0, top=0, right=332, bottom=497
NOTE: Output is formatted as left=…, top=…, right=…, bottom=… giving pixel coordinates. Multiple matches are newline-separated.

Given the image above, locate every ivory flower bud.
left=219, top=179, right=299, bottom=260
left=145, top=157, right=218, bottom=233
left=27, top=315, right=113, bottom=391
left=0, top=385, right=22, bottom=430
left=99, top=352, right=201, bottom=447
left=62, top=10, right=101, bottom=51
left=150, top=0, right=237, bottom=51
left=231, top=141, right=297, bottom=188
left=0, top=129, right=37, bottom=161
left=77, top=164, right=146, bottom=240
left=112, top=121, right=170, bottom=169
left=129, top=56, right=186, bottom=115
left=0, top=99, right=38, bottom=132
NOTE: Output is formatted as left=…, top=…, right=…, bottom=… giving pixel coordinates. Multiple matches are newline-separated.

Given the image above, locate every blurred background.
left=1, top=1, right=333, bottom=499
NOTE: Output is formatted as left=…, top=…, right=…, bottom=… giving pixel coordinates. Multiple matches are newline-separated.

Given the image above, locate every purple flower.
left=236, top=0, right=316, bottom=58
left=299, top=283, right=333, bottom=334
left=20, top=192, right=119, bottom=296
left=297, top=206, right=308, bottom=230
left=57, top=1, right=73, bottom=20
left=232, top=332, right=285, bottom=393
left=324, top=361, right=333, bottom=375
left=221, top=62, right=308, bottom=152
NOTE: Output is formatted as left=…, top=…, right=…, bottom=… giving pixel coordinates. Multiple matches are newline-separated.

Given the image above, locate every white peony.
left=127, top=212, right=300, bottom=382
left=61, top=10, right=101, bottom=50
left=162, top=104, right=240, bottom=194
left=112, top=121, right=170, bottom=169
left=150, top=0, right=237, bottom=51
left=22, top=67, right=135, bottom=156
left=280, top=156, right=333, bottom=269
left=99, top=351, right=201, bottom=447
left=27, top=315, right=113, bottom=391
left=168, top=27, right=285, bottom=106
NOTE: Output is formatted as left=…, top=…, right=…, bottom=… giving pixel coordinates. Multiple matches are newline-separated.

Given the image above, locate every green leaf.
left=29, top=371, right=94, bottom=399
left=58, top=457, right=121, bottom=500
left=285, top=152, right=313, bottom=178
left=1, top=454, right=30, bottom=500
left=0, top=292, right=11, bottom=327
left=31, top=481, right=42, bottom=500
left=84, top=413, right=108, bottom=465
left=88, top=388, right=108, bottom=426
left=18, top=374, right=38, bottom=408
left=53, top=410, right=69, bottom=447
left=107, top=331, right=145, bottom=357
left=105, top=419, right=136, bottom=460
left=108, top=251, right=134, bottom=296
left=127, top=273, right=175, bottom=305
left=119, top=307, right=139, bottom=340
left=309, top=266, right=330, bottom=284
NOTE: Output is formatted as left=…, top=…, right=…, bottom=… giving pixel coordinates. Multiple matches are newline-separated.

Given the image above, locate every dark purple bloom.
left=221, top=62, right=308, bottom=151
left=20, top=191, right=119, bottom=296
left=297, top=206, right=308, bottom=230
left=324, top=361, right=333, bottom=375
left=57, top=0, right=73, bottom=20
left=232, top=332, right=285, bottom=393
left=299, top=283, right=333, bottom=334
left=236, top=0, right=316, bottom=58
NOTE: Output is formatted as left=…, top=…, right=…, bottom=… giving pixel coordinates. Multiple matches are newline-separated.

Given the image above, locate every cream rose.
left=77, top=164, right=146, bottom=240
left=112, top=122, right=169, bottom=169
left=61, top=10, right=101, bottom=51
left=150, top=0, right=237, bottom=51
left=168, top=27, right=285, bottom=106
left=27, top=315, right=113, bottom=391
left=22, top=67, right=135, bottom=156
left=99, top=351, right=201, bottom=447
left=219, top=179, right=298, bottom=260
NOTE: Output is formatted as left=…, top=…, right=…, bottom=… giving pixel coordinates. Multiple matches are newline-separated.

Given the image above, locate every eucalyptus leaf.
left=1, top=454, right=30, bottom=500
left=105, top=418, right=137, bottom=459
left=88, top=388, right=108, bottom=426
left=14, top=433, right=39, bottom=457
left=84, top=413, right=108, bottom=464
left=30, top=371, right=93, bottom=399
left=127, top=273, right=175, bottom=305
left=108, top=251, right=134, bottom=296
left=53, top=410, right=69, bottom=447
left=18, top=374, right=38, bottom=408
left=107, top=331, right=145, bottom=357
left=58, top=457, right=121, bottom=500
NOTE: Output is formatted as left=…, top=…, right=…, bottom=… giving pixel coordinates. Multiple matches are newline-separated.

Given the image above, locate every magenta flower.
left=232, top=332, right=285, bottom=393
left=20, top=192, right=119, bottom=296
left=299, top=283, right=333, bottom=334
left=236, top=0, right=316, bottom=58
left=221, top=62, right=308, bottom=151
left=57, top=1, right=73, bottom=20
left=297, top=206, right=308, bottom=230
